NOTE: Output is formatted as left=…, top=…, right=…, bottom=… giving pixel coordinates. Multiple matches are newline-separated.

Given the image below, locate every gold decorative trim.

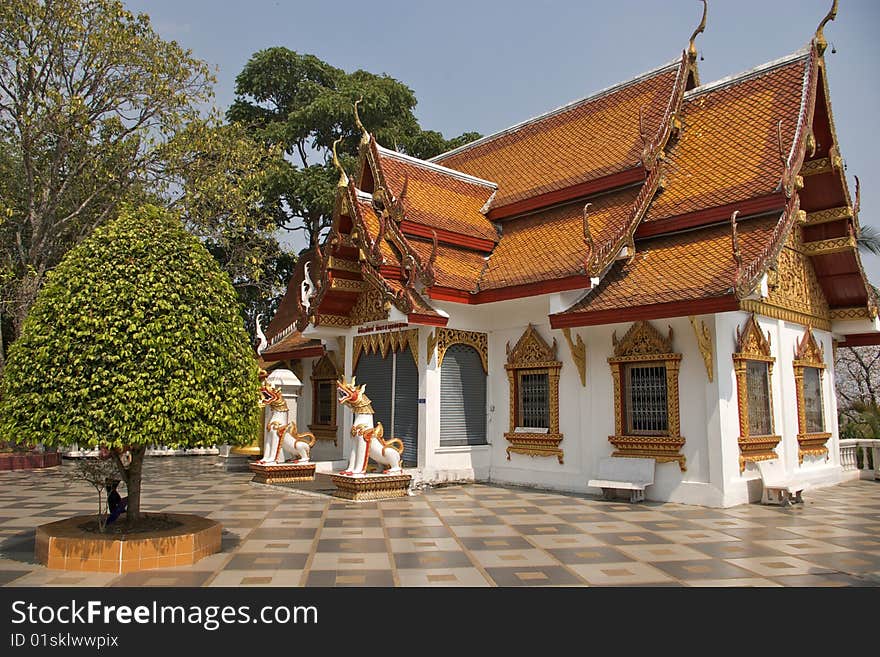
left=606, top=321, right=685, bottom=471
left=435, top=328, right=488, bottom=373
left=562, top=328, right=587, bottom=387
left=426, top=330, right=438, bottom=365
left=830, top=307, right=870, bottom=321
left=608, top=436, right=686, bottom=470
left=737, top=437, right=782, bottom=474
left=505, top=435, right=564, bottom=465
left=349, top=289, right=390, bottom=325
left=733, top=315, right=780, bottom=473
left=307, top=425, right=338, bottom=446
left=739, top=300, right=831, bottom=332
left=316, top=313, right=355, bottom=328
left=504, top=325, right=564, bottom=464
left=329, top=277, right=368, bottom=292
left=353, top=329, right=419, bottom=369
left=249, top=462, right=316, bottom=484
left=797, top=434, right=832, bottom=465
left=802, top=235, right=856, bottom=256
left=804, top=205, right=853, bottom=225
left=800, top=157, right=834, bottom=177
left=327, top=257, right=361, bottom=273
left=330, top=474, right=412, bottom=501
left=688, top=316, right=713, bottom=382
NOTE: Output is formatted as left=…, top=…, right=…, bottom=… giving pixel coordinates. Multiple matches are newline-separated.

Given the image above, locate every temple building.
left=259, top=4, right=879, bottom=506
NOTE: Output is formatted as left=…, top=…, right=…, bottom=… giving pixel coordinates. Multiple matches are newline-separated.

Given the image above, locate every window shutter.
left=441, top=344, right=487, bottom=446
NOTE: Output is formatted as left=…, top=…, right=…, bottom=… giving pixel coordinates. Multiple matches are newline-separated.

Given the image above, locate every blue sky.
left=125, top=0, right=879, bottom=283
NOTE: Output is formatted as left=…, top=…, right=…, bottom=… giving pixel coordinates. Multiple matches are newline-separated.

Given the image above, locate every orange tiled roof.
left=432, top=62, right=680, bottom=209
left=376, top=147, right=498, bottom=243
left=645, top=51, right=811, bottom=223
left=561, top=214, right=780, bottom=314
left=408, top=238, right=487, bottom=292
left=262, top=331, right=321, bottom=358
left=479, top=186, right=640, bottom=290
left=355, top=194, right=399, bottom=262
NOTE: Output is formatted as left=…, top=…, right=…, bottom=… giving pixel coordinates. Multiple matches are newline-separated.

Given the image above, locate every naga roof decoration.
left=264, top=1, right=877, bottom=346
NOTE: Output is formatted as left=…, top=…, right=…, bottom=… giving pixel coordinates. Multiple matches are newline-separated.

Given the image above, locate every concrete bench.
left=588, top=457, right=655, bottom=503
left=756, top=459, right=807, bottom=506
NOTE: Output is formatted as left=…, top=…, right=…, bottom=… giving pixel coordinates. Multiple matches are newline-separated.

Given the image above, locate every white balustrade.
left=838, top=439, right=879, bottom=479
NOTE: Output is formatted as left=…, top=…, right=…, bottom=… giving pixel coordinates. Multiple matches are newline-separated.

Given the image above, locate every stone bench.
left=756, top=459, right=807, bottom=506
left=588, top=457, right=655, bottom=503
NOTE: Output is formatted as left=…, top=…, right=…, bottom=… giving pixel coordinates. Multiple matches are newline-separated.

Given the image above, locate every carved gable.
left=311, top=353, right=340, bottom=380
left=506, top=325, right=558, bottom=368
left=611, top=321, right=675, bottom=360
left=735, top=314, right=772, bottom=360
left=764, top=233, right=831, bottom=322
left=794, top=327, right=825, bottom=367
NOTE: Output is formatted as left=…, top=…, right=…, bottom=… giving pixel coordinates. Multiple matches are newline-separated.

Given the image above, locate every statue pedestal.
left=249, top=461, right=316, bottom=484
left=330, top=473, right=412, bottom=501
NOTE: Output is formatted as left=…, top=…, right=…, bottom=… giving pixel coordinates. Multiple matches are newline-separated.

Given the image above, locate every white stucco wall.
left=714, top=311, right=843, bottom=506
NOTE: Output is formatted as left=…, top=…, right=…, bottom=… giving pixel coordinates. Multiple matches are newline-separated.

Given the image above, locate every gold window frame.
left=732, top=314, right=780, bottom=473
left=309, top=353, right=340, bottom=445
left=504, top=325, right=563, bottom=464
left=607, top=321, right=685, bottom=471
left=793, top=327, right=830, bottom=464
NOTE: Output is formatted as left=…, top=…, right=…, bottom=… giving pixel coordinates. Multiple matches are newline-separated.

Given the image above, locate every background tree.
left=0, top=0, right=213, bottom=368
left=836, top=344, right=880, bottom=439
left=0, top=205, right=260, bottom=525
left=227, top=47, right=481, bottom=251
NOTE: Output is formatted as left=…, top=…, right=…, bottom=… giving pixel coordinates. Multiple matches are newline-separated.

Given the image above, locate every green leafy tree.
left=0, top=0, right=214, bottom=366
left=0, top=205, right=260, bottom=525
left=227, top=47, right=480, bottom=251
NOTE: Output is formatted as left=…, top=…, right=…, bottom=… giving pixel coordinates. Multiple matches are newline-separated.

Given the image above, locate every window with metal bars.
left=315, top=381, right=333, bottom=425
left=746, top=361, right=773, bottom=436
left=624, top=364, right=668, bottom=434
left=803, top=366, right=824, bottom=433
left=517, top=371, right=549, bottom=429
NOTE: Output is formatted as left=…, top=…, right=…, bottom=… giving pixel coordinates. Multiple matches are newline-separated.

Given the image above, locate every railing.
left=839, top=439, right=880, bottom=480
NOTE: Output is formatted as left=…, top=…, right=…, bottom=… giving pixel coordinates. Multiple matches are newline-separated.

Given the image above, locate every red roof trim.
left=408, top=312, right=449, bottom=327
left=487, top=167, right=646, bottom=221
left=838, top=333, right=880, bottom=348
left=400, top=221, right=496, bottom=252
left=430, top=275, right=593, bottom=305
left=549, top=295, right=739, bottom=328
left=262, top=345, right=326, bottom=361
left=638, top=193, right=785, bottom=238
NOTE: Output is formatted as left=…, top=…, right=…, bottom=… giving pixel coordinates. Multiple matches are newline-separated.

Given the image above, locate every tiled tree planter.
left=36, top=514, right=221, bottom=573
left=0, top=451, right=62, bottom=471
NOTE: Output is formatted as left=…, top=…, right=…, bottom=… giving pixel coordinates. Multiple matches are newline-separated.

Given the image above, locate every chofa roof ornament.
left=688, top=0, right=708, bottom=62
left=814, top=0, right=838, bottom=57
left=331, top=137, right=348, bottom=188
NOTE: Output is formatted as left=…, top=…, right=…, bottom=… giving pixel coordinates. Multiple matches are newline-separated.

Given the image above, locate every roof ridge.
left=684, top=46, right=810, bottom=99
left=376, top=145, right=498, bottom=188
left=430, top=57, right=682, bottom=163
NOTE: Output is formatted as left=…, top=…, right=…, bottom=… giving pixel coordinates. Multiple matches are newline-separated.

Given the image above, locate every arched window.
left=440, top=343, right=487, bottom=446
left=733, top=315, right=780, bottom=473
left=793, top=327, right=830, bottom=464
left=607, top=321, right=685, bottom=471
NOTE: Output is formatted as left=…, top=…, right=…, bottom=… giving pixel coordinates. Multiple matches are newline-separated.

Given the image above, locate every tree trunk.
left=125, top=445, right=146, bottom=526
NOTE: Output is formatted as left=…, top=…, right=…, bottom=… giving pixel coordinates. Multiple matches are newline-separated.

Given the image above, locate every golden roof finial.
left=688, top=0, right=708, bottom=61
left=730, top=210, right=742, bottom=268
left=815, top=0, right=838, bottom=57
left=353, top=96, right=369, bottom=144
left=331, top=137, right=348, bottom=188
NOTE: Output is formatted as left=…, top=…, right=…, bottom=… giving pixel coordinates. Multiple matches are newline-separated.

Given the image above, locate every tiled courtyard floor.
left=1, top=457, right=878, bottom=587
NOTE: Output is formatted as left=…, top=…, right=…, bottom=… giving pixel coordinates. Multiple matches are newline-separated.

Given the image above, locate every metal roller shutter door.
left=440, top=344, right=487, bottom=446
left=394, top=346, right=419, bottom=467
left=354, top=351, right=392, bottom=438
